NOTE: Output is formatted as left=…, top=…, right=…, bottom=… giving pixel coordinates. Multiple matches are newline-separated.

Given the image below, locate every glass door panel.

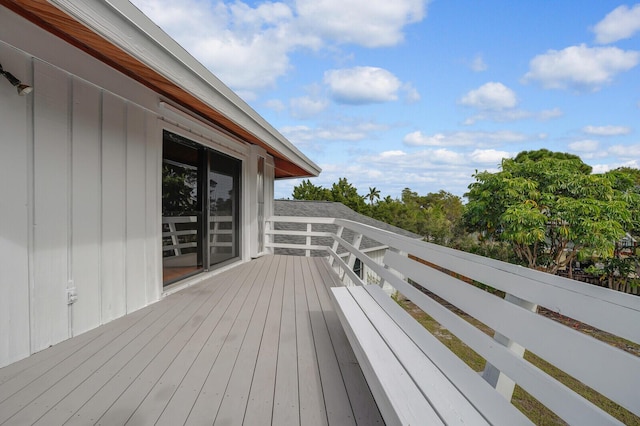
left=208, top=151, right=240, bottom=267
left=161, top=131, right=204, bottom=285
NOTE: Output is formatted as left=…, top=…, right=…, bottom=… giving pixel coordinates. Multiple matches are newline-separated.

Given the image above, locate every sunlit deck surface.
left=0, top=255, right=382, bottom=425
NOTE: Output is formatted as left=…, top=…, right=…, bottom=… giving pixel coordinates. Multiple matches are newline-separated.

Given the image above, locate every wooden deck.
left=0, top=255, right=383, bottom=425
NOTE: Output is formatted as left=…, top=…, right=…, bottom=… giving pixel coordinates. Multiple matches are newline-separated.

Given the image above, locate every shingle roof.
left=272, top=200, right=422, bottom=256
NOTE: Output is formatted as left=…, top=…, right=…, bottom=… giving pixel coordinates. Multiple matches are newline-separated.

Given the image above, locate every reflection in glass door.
left=162, top=130, right=242, bottom=286
left=208, top=152, right=240, bottom=266
left=161, top=132, right=204, bottom=285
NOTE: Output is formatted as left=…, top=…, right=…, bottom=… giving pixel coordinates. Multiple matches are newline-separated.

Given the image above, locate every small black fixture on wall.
left=0, top=62, right=33, bottom=95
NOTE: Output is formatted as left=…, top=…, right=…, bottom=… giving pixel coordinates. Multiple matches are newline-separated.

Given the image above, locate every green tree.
left=292, top=179, right=331, bottom=201
left=367, top=187, right=381, bottom=205
left=329, top=178, right=367, bottom=213
left=162, top=164, right=198, bottom=214
left=464, top=150, right=632, bottom=275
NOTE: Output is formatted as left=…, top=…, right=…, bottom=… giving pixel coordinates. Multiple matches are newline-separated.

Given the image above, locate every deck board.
left=293, top=258, right=328, bottom=426
left=312, top=258, right=385, bottom=425
left=0, top=255, right=381, bottom=426
left=272, top=256, right=302, bottom=425
left=242, top=256, right=284, bottom=425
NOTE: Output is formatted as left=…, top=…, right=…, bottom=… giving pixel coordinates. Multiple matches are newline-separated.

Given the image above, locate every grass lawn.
left=397, top=298, right=640, bottom=425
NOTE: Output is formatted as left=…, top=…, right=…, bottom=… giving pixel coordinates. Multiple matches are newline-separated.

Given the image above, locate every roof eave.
left=3, top=0, right=320, bottom=178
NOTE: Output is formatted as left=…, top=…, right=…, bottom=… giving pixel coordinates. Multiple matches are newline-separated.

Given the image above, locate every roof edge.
left=46, top=0, right=320, bottom=177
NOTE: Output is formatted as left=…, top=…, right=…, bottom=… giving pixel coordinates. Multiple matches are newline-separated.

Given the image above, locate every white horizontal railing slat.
left=162, top=216, right=197, bottom=224
left=266, top=230, right=334, bottom=238
left=350, top=286, right=491, bottom=426
left=162, top=229, right=196, bottom=238
left=370, top=249, right=621, bottom=424
left=364, top=285, right=533, bottom=426
left=162, top=242, right=197, bottom=252
left=333, top=218, right=640, bottom=343
left=385, top=251, right=636, bottom=420
left=264, top=243, right=328, bottom=252
left=331, top=287, right=445, bottom=426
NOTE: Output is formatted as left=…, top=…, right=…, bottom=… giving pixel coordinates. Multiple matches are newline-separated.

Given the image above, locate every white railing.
left=266, top=216, right=640, bottom=425
left=162, top=215, right=235, bottom=256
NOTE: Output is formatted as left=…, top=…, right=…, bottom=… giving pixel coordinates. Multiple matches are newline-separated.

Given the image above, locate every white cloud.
left=582, top=125, right=631, bottom=136
left=569, top=140, right=599, bottom=152
left=592, top=159, right=640, bottom=175
left=522, top=44, right=640, bottom=90
left=470, top=53, right=488, bottom=72
left=403, top=83, right=422, bottom=103
left=324, top=67, right=402, bottom=104
left=463, top=107, right=563, bottom=125
left=430, top=149, right=466, bottom=164
left=468, top=149, right=511, bottom=164
left=593, top=4, right=640, bottom=44
left=132, top=0, right=303, bottom=92
left=264, top=99, right=286, bottom=112
left=609, top=144, right=640, bottom=158
left=290, top=96, right=329, bottom=118
left=459, top=82, right=517, bottom=110
left=295, top=0, right=428, bottom=47
left=591, top=164, right=611, bottom=174
left=403, top=130, right=529, bottom=147
left=280, top=120, right=389, bottom=145
left=538, top=108, right=564, bottom=120
left=363, top=148, right=467, bottom=166
left=131, top=0, right=428, bottom=94
left=379, top=150, right=407, bottom=158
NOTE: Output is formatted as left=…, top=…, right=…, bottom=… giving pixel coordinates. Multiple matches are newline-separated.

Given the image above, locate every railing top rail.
left=268, top=215, right=336, bottom=225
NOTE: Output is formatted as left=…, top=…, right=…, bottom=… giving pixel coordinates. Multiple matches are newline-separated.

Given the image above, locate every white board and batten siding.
left=0, top=7, right=272, bottom=368
left=0, top=48, right=161, bottom=364
left=0, top=40, right=31, bottom=366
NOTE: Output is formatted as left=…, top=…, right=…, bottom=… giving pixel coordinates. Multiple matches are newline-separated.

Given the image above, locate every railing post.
left=381, top=248, right=406, bottom=296
left=264, top=219, right=273, bottom=254
left=305, top=223, right=312, bottom=257
left=481, top=293, right=537, bottom=401
left=344, top=233, right=363, bottom=286
left=168, top=221, right=180, bottom=256
left=330, top=226, right=344, bottom=267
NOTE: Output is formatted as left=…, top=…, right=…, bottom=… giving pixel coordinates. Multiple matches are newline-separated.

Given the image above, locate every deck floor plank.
left=312, top=258, right=385, bottom=425
left=213, top=254, right=282, bottom=425
left=63, top=269, right=234, bottom=425
left=130, top=257, right=264, bottom=426
left=33, top=283, right=217, bottom=426
left=295, top=256, right=329, bottom=426
left=184, top=256, right=276, bottom=425
left=302, top=257, right=357, bottom=426
left=242, top=256, right=285, bottom=425
left=0, top=306, right=151, bottom=396
left=272, top=256, right=302, bottom=426
left=0, top=290, right=193, bottom=425
left=0, top=255, right=380, bottom=426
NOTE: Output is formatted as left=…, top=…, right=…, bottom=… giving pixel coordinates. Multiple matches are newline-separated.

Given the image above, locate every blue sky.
left=131, top=0, right=640, bottom=200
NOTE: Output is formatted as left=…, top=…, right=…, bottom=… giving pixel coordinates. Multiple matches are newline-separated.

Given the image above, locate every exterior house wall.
left=0, top=7, right=273, bottom=368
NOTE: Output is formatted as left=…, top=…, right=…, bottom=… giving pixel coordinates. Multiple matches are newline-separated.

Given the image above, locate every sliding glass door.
left=162, top=130, right=241, bottom=286
left=208, top=152, right=240, bottom=267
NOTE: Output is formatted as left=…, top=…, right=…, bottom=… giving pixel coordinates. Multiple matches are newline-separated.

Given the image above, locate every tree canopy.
left=289, top=154, right=639, bottom=290
left=291, top=179, right=464, bottom=245
left=464, top=150, right=634, bottom=274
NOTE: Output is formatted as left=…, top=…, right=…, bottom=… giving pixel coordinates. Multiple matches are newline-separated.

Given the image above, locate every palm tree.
left=367, top=187, right=380, bottom=205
